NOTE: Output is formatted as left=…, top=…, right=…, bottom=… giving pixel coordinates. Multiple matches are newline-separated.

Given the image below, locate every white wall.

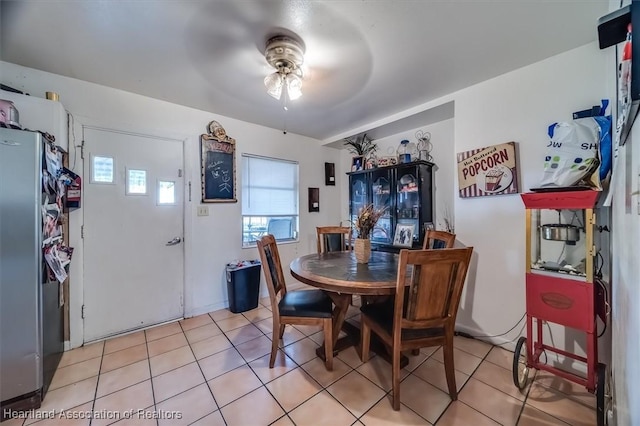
left=451, top=42, right=610, bottom=362
left=1, top=61, right=344, bottom=349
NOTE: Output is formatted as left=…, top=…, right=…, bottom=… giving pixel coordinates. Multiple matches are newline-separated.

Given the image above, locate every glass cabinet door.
left=349, top=173, right=368, bottom=235
left=396, top=166, right=420, bottom=246
left=370, top=169, right=392, bottom=245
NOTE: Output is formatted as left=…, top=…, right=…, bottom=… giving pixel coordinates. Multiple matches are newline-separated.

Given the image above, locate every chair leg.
left=411, top=349, right=420, bottom=356
left=269, top=319, right=281, bottom=368
left=392, top=345, right=401, bottom=410
left=443, top=339, right=458, bottom=400
left=279, top=324, right=285, bottom=339
left=323, top=318, right=333, bottom=371
left=360, top=318, right=370, bottom=362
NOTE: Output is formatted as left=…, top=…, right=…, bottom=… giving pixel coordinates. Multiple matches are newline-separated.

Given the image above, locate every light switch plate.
left=197, top=206, right=209, bottom=216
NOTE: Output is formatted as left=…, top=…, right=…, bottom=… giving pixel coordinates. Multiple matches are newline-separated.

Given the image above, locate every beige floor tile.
left=526, top=382, right=596, bottom=426
left=2, top=418, right=25, bottom=426
left=145, top=321, right=182, bottom=342
left=149, top=346, right=195, bottom=377
left=265, top=368, right=322, bottom=411
left=235, top=335, right=273, bottom=362
left=97, top=359, right=150, bottom=398
left=216, top=315, right=251, bottom=332
left=49, top=357, right=101, bottom=390
left=485, top=345, right=514, bottom=370
left=360, top=397, right=431, bottom=425
left=249, top=350, right=298, bottom=384
left=259, top=295, right=272, bottom=306
left=220, top=387, right=284, bottom=426
left=533, top=370, right=596, bottom=408
left=436, top=401, right=500, bottom=426
left=326, top=371, right=386, bottom=417
left=398, top=374, right=453, bottom=424
left=111, top=416, right=158, bottom=426
left=269, top=326, right=307, bottom=347
left=58, top=341, right=104, bottom=368
left=37, top=377, right=98, bottom=413
left=92, top=380, right=154, bottom=426
left=412, top=358, right=469, bottom=395
left=254, top=317, right=274, bottom=334
left=100, top=343, right=148, bottom=373
left=156, top=383, right=218, bottom=426
left=207, top=365, right=262, bottom=407
left=24, top=402, right=93, bottom=426
left=185, top=323, right=223, bottom=344
left=293, top=324, right=323, bottom=336
left=289, top=391, right=357, bottom=426
left=270, top=415, right=296, bottom=426
left=301, top=357, right=352, bottom=387
left=242, top=306, right=272, bottom=323
left=357, top=355, right=410, bottom=391
left=180, top=314, right=213, bottom=331
left=191, top=333, right=234, bottom=360
left=432, top=346, right=483, bottom=376
left=518, top=404, right=572, bottom=426
left=103, top=331, right=146, bottom=355
left=453, top=335, right=493, bottom=358
left=224, top=323, right=264, bottom=346
left=146, top=332, right=188, bottom=357
left=336, top=346, right=365, bottom=369
left=282, top=337, right=321, bottom=365
left=473, top=359, right=528, bottom=400
left=458, top=377, right=523, bottom=425
left=189, top=410, right=226, bottom=426
left=210, top=308, right=238, bottom=322
left=152, top=361, right=205, bottom=403
left=402, top=349, right=430, bottom=372
left=198, top=347, right=246, bottom=380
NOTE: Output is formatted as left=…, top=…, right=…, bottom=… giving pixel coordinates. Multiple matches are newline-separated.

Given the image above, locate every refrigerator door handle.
left=165, top=237, right=182, bottom=246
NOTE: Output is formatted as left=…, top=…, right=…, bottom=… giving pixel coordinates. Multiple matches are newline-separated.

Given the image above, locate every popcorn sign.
left=457, top=142, right=519, bottom=198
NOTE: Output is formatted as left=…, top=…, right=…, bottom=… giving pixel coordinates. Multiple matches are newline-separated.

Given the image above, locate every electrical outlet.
left=197, top=206, right=209, bottom=216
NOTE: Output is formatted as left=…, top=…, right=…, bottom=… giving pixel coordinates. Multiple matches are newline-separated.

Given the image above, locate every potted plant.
left=344, top=133, right=377, bottom=163
left=353, top=204, right=386, bottom=263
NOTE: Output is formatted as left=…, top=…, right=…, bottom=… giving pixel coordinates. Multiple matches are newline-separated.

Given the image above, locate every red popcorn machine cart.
left=514, top=190, right=609, bottom=425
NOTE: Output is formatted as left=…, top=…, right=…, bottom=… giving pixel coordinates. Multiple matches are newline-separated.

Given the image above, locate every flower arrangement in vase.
left=353, top=203, right=386, bottom=264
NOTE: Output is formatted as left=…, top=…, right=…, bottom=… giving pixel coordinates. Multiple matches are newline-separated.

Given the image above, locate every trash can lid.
left=226, top=259, right=261, bottom=270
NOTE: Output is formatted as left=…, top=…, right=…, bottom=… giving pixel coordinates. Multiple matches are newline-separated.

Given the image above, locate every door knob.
left=165, top=237, right=182, bottom=246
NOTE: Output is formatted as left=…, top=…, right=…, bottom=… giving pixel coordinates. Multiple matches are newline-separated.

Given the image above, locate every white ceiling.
left=0, top=1, right=608, bottom=144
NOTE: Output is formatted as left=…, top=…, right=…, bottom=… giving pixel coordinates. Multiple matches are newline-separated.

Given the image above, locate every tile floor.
left=3, top=295, right=596, bottom=426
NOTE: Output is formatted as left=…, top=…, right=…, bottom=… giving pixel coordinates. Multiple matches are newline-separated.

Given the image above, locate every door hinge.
left=178, top=169, right=183, bottom=177
left=188, top=181, right=191, bottom=202
left=80, top=140, right=85, bottom=159
left=81, top=225, right=84, bottom=239
left=81, top=304, right=85, bottom=319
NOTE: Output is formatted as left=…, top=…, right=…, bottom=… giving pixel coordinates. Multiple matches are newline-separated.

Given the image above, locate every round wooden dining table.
left=290, top=250, right=405, bottom=364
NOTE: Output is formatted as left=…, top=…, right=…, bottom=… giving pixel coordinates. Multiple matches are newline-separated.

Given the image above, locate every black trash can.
left=226, top=260, right=261, bottom=313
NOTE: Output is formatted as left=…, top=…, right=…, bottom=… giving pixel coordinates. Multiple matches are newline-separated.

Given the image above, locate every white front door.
left=83, top=127, right=184, bottom=342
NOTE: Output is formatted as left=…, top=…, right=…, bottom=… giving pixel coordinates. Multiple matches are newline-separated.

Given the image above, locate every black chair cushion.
left=360, top=301, right=444, bottom=340
left=279, top=290, right=333, bottom=318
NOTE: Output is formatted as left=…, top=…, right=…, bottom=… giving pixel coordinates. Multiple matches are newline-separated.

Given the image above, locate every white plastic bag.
left=538, top=118, right=601, bottom=189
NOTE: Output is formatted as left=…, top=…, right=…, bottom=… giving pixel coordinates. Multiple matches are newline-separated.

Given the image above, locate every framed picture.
left=200, top=121, right=237, bottom=203
left=393, top=223, right=415, bottom=247
left=351, top=156, right=365, bottom=172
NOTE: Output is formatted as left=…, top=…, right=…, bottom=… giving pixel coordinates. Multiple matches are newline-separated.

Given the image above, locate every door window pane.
left=158, top=180, right=176, bottom=205
left=126, top=169, right=147, bottom=195
left=92, top=155, right=114, bottom=183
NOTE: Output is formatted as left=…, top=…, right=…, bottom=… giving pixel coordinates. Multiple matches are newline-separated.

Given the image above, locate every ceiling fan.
left=263, top=35, right=305, bottom=105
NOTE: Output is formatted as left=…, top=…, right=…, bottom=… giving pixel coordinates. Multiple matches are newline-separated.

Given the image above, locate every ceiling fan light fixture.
left=264, top=35, right=305, bottom=101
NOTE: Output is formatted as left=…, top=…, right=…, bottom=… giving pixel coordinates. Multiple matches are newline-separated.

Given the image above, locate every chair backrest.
left=394, top=247, right=473, bottom=333
left=256, top=234, right=287, bottom=312
left=316, top=226, right=352, bottom=254
left=267, top=218, right=293, bottom=240
left=422, top=230, right=456, bottom=250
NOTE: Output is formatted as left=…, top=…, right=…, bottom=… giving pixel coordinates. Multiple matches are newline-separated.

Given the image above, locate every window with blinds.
left=241, top=154, right=299, bottom=247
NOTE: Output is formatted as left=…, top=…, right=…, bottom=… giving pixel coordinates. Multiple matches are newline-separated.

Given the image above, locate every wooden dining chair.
left=360, top=247, right=473, bottom=410
left=422, top=229, right=456, bottom=249
left=316, top=226, right=352, bottom=254
left=256, top=234, right=334, bottom=370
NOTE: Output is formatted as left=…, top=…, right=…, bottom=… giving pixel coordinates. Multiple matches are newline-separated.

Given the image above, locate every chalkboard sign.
left=201, top=121, right=237, bottom=203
